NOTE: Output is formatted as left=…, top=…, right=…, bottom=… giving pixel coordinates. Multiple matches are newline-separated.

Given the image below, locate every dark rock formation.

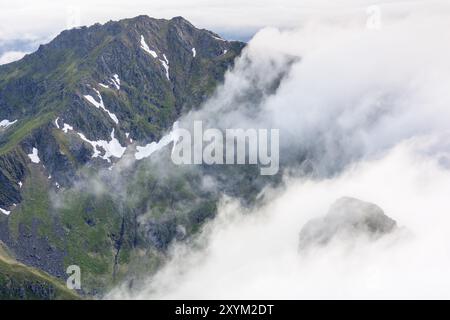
left=299, top=197, right=397, bottom=250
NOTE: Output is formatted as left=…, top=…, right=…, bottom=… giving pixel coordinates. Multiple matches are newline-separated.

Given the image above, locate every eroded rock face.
left=299, top=197, right=397, bottom=251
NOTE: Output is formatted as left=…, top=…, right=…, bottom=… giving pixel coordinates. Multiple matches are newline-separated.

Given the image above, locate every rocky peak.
left=299, top=197, right=398, bottom=251
left=0, top=15, right=245, bottom=209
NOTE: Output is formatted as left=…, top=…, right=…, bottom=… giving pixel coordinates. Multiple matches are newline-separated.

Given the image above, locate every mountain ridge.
left=0, top=14, right=245, bottom=207
left=0, top=15, right=246, bottom=296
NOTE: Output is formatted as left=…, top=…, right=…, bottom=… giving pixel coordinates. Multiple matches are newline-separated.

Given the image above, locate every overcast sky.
left=0, top=0, right=448, bottom=63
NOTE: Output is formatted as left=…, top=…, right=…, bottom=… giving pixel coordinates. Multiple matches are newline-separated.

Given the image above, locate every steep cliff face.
left=0, top=15, right=245, bottom=296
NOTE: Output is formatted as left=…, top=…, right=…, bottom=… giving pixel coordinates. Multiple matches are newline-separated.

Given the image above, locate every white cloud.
left=0, top=50, right=27, bottom=65
left=106, top=1, right=450, bottom=299
left=1, top=0, right=449, bottom=43
left=1, top=0, right=448, bottom=300
left=109, top=136, right=450, bottom=299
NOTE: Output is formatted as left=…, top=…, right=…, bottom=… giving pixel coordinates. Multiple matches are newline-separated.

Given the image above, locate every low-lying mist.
left=108, top=2, right=450, bottom=299
left=110, top=136, right=450, bottom=299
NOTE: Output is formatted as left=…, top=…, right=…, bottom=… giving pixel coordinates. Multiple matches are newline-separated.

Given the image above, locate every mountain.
left=0, top=15, right=245, bottom=296
left=0, top=15, right=243, bottom=203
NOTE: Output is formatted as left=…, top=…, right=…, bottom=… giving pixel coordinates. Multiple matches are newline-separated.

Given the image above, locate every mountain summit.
left=0, top=15, right=244, bottom=207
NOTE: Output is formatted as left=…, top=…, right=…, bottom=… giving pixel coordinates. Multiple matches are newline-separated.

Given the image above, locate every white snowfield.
left=135, top=122, right=178, bottom=160
left=0, top=207, right=10, bottom=215
left=57, top=117, right=180, bottom=163
left=83, top=89, right=119, bottom=124
left=54, top=117, right=60, bottom=128
left=58, top=121, right=126, bottom=162
left=139, top=35, right=170, bottom=80
left=140, top=35, right=158, bottom=58
left=99, top=83, right=109, bottom=89
left=27, top=147, right=40, bottom=163
left=192, top=47, right=196, bottom=57
left=77, top=129, right=126, bottom=162
left=0, top=119, right=17, bottom=128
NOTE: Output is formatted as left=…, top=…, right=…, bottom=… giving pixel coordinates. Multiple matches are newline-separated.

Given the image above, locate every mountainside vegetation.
left=0, top=15, right=247, bottom=297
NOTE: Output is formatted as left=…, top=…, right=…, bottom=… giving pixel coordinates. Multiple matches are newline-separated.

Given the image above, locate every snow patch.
left=78, top=129, right=126, bottom=162
left=58, top=122, right=126, bottom=162
left=192, top=48, right=196, bottom=57
left=163, top=54, right=169, bottom=65
left=135, top=122, right=178, bottom=160
left=62, top=123, right=73, bottom=133
left=18, top=181, right=22, bottom=188
left=84, top=89, right=119, bottom=124
left=159, top=54, right=170, bottom=81
left=0, top=119, right=17, bottom=128
left=99, top=83, right=109, bottom=89
left=140, top=35, right=158, bottom=58
left=0, top=207, right=10, bottom=216
left=110, top=74, right=120, bottom=90
left=54, top=117, right=60, bottom=129
left=223, top=49, right=228, bottom=55
left=27, top=148, right=40, bottom=164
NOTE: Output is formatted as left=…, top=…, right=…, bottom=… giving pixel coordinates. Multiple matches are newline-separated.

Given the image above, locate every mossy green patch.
left=0, top=112, right=54, bottom=155
left=58, top=190, right=122, bottom=291
left=8, top=165, right=59, bottom=244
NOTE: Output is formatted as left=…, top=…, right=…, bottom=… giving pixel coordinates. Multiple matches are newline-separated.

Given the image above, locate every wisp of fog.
left=108, top=2, right=450, bottom=299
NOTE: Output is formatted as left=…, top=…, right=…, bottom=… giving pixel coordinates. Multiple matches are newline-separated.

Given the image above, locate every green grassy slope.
left=0, top=243, right=79, bottom=300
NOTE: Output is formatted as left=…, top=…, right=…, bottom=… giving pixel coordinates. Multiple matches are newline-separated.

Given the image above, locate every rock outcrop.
left=299, top=197, right=397, bottom=251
